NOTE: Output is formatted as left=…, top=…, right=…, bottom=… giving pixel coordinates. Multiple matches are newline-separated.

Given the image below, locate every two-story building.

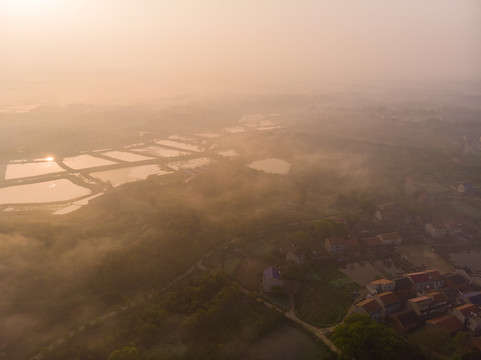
left=425, top=222, right=447, bottom=238
left=407, top=296, right=435, bottom=320
left=324, top=238, right=346, bottom=255
left=377, top=232, right=402, bottom=246
left=443, top=220, right=463, bottom=236
left=458, top=291, right=481, bottom=307
left=366, top=279, right=395, bottom=295
left=374, top=291, right=401, bottom=317
left=444, top=273, right=470, bottom=292
left=354, top=298, right=383, bottom=322
left=394, top=276, right=415, bottom=299
left=426, top=314, right=463, bottom=334
left=452, top=304, right=481, bottom=335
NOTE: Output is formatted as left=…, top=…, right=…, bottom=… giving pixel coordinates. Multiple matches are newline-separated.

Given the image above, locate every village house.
left=262, top=267, right=283, bottom=292
left=354, top=298, right=382, bottom=322
left=362, top=236, right=383, bottom=249
left=377, top=232, right=402, bottom=246
left=426, top=292, right=449, bottom=317
left=407, top=296, right=436, bottom=320
left=374, top=291, right=401, bottom=317
left=324, top=238, right=346, bottom=255
left=366, top=279, right=395, bottom=295
left=442, top=288, right=461, bottom=305
left=425, top=222, right=447, bottom=238
left=443, top=220, right=463, bottom=236
left=426, top=314, right=464, bottom=334
left=425, top=270, right=445, bottom=290
left=406, top=270, right=443, bottom=293
left=406, top=272, right=432, bottom=293
left=457, top=183, right=473, bottom=194
left=458, top=291, right=481, bottom=307
left=389, top=310, right=422, bottom=333
left=452, top=304, right=481, bottom=335
left=444, top=273, right=470, bottom=292
left=344, top=238, right=360, bottom=255
left=394, top=276, right=415, bottom=299
left=286, top=247, right=307, bottom=265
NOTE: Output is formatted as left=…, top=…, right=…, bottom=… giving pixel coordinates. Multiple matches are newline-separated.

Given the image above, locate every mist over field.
left=1, top=1, right=481, bottom=360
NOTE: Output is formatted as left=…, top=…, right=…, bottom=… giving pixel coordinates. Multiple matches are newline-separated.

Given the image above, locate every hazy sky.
left=1, top=0, right=480, bottom=103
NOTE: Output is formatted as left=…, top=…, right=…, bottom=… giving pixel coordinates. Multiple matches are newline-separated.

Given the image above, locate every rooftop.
left=376, top=291, right=400, bottom=305
left=406, top=272, right=430, bottom=283
left=444, top=273, right=468, bottom=285
left=427, top=292, right=447, bottom=304
left=356, top=298, right=381, bottom=314
left=426, top=314, right=463, bottom=333
left=408, top=296, right=433, bottom=304
left=463, top=292, right=481, bottom=305
left=454, top=304, right=480, bottom=317
left=363, top=237, right=383, bottom=247
left=370, top=279, right=394, bottom=286
left=394, top=277, right=413, bottom=290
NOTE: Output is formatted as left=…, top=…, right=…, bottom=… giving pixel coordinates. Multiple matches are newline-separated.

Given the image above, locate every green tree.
left=107, top=346, right=139, bottom=360
left=331, top=313, right=408, bottom=360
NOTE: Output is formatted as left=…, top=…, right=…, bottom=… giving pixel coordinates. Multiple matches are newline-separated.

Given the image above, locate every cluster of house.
left=354, top=270, right=481, bottom=334
left=324, top=232, right=402, bottom=256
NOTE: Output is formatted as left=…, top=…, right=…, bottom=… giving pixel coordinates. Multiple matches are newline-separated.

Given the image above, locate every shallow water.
left=5, top=161, right=65, bottom=180
left=132, top=146, right=189, bottom=158
left=90, top=165, right=172, bottom=186
left=101, top=151, right=154, bottom=162
left=0, top=179, right=91, bottom=204
left=156, top=139, right=202, bottom=152
left=62, top=154, right=117, bottom=170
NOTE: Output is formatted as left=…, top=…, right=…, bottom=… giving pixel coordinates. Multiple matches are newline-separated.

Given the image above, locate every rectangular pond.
left=132, top=146, right=189, bottom=158
left=90, top=165, right=173, bottom=187
left=62, top=155, right=117, bottom=170
left=0, top=179, right=92, bottom=204
left=156, top=139, right=203, bottom=152
left=5, top=161, right=65, bottom=180
left=101, top=151, right=154, bottom=162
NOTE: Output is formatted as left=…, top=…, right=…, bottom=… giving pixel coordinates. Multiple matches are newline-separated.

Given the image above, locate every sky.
left=1, top=0, right=480, bottom=104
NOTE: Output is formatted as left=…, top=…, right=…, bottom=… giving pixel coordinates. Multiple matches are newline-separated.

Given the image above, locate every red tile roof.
left=363, top=237, right=383, bottom=247
left=376, top=292, right=400, bottom=306
left=426, top=314, right=463, bottom=333
left=407, top=272, right=430, bottom=283
left=425, top=270, right=442, bottom=281
left=371, top=279, right=394, bottom=286
left=427, top=292, right=447, bottom=304
left=345, top=238, right=359, bottom=248
left=408, top=296, right=432, bottom=304
left=455, top=304, right=481, bottom=317
left=357, top=298, right=381, bottom=314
